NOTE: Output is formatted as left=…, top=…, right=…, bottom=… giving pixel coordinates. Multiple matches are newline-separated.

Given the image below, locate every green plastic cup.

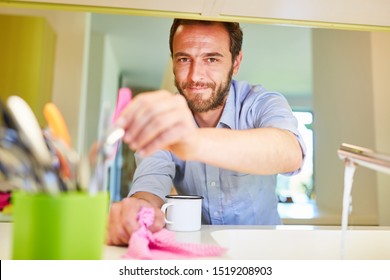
left=12, top=191, right=108, bottom=260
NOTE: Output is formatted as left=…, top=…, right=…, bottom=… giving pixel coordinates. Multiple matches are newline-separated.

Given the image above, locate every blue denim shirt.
left=129, top=80, right=306, bottom=225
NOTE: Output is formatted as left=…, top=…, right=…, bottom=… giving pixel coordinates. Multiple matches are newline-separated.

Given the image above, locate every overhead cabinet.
left=3, top=0, right=390, bottom=30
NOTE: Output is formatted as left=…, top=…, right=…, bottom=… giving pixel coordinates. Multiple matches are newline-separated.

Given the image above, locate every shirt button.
left=210, top=181, right=216, bottom=187
left=213, top=211, right=219, bottom=217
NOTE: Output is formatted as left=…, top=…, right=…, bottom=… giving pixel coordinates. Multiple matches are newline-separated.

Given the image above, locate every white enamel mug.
left=161, top=195, right=203, bottom=231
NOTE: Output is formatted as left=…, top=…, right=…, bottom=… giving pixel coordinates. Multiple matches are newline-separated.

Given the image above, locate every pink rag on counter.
left=122, top=207, right=227, bottom=260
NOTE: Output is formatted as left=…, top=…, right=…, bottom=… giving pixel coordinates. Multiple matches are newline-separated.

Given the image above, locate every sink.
left=210, top=227, right=390, bottom=259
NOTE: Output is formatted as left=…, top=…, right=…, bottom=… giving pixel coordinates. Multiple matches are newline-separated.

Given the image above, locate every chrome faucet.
left=337, top=143, right=390, bottom=175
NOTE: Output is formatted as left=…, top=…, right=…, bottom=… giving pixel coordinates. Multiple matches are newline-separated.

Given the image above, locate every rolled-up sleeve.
left=251, top=91, right=307, bottom=175
left=128, top=150, right=176, bottom=200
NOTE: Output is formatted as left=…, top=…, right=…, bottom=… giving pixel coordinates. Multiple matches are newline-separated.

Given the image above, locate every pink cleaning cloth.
left=122, top=207, right=227, bottom=260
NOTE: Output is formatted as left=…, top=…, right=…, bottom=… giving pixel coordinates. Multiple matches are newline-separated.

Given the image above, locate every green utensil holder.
left=12, top=191, right=108, bottom=260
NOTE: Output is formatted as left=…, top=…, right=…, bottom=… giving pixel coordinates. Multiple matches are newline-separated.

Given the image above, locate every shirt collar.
left=217, top=81, right=237, bottom=129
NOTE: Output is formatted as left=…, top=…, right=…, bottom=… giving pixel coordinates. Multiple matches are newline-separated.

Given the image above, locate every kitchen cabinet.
left=2, top=0, right=390, bottom=30
left=0, top=14, right=56, bottom=125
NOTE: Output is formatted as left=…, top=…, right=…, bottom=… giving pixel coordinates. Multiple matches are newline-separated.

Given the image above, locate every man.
left=107, top=19, right=305, bottom=246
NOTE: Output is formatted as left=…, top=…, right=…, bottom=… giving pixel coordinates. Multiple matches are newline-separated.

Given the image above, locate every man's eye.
left=207, top=58, right=218, bottom=63
left=178, top=58, right=190, bottom=63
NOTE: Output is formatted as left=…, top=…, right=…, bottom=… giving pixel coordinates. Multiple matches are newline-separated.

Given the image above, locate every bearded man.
left=107, top=19, right=306, bottom=246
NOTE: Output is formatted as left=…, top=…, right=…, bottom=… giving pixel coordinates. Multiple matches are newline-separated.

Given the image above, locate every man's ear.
left=232, top=51, right=243, bottom=76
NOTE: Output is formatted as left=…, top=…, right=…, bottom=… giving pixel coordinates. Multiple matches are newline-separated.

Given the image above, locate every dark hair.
left=169, top=19, right=243, bottom=62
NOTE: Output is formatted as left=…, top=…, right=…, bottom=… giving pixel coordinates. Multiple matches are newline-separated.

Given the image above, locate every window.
left=276, top=111, right=314, bottom=204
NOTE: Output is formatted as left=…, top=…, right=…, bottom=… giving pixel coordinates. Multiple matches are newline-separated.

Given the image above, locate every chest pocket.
left=221, top=170, right=251, bottom=189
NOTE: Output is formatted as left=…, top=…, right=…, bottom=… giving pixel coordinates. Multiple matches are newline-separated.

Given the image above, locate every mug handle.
left=160, top=202, right=174, bottom=224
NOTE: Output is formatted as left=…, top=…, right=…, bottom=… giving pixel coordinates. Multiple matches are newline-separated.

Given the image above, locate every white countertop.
left=0, top=222, right=244, bottom=260
left=2, top=222, right=390, bottom=260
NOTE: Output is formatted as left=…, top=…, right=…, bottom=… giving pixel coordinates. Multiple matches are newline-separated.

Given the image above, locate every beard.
left=175, top=67, right=233, bottom=113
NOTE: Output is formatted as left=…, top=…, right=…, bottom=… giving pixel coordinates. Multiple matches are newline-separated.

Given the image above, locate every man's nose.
left=188, top=61, right=205, bottom=81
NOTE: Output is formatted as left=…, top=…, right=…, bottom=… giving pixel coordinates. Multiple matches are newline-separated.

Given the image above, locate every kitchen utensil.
left=111, top=87, right=132, bottom=123
left=88, top=104, right=112, bottom=195
left=47, top=134, right=79, bottom=191
left=0, top=99, right=18, bottom=130
left=43, top=102, right=72, bottom=147
left=88, top=88, right=131, bottom=194
left=0, top=127, right=40, bottom=192
left=0, top=146, right=38, bottom=192
left=6, top=96, right=60, bottom=194
left=6, top=96, right=52, bottom=167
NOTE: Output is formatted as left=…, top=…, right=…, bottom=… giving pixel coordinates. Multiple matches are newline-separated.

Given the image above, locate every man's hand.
left=115, top=90, right=199, bottom=159
left=106, top=196, right=165, bottom=246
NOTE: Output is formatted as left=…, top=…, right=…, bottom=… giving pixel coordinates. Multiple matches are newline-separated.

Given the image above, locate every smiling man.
left=107, top=19, right=306, bottom=246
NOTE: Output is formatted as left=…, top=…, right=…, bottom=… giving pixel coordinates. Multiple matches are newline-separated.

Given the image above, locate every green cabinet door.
left=0, top=14, right=56, bottom=126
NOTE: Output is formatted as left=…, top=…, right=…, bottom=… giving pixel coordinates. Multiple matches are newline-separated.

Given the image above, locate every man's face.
left=172, top=23, right=241, bottom=113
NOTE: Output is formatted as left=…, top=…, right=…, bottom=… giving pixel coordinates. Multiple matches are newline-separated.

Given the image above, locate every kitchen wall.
left=83, top=31, right=120, bottom=153
left=371, top=32, right=390, bottom=225
left=313, top=29, right=377, bottom=225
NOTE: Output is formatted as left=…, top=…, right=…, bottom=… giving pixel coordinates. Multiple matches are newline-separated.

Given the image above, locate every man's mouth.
left=188, top=86, right=208, bottom=90
left=185, top=82, right=213, bottom=91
